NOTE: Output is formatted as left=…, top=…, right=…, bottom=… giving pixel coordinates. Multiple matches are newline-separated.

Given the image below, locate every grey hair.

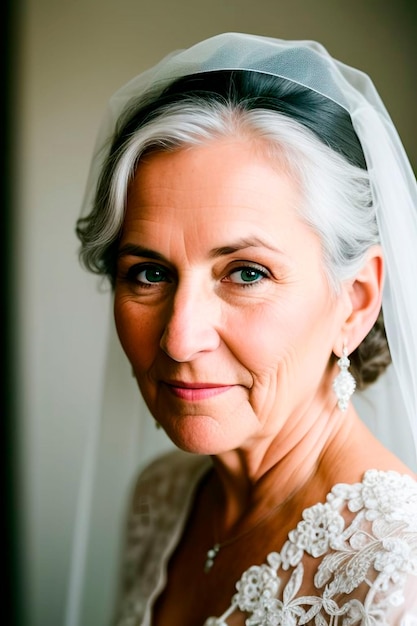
left=78, top=100, right=377, bottom=292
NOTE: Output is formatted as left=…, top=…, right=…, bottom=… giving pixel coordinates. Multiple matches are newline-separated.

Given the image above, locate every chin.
left=160, top=415, right=245, bottom=456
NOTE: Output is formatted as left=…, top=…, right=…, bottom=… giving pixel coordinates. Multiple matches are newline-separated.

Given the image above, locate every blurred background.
left=5, top=1, right=416, bottom=625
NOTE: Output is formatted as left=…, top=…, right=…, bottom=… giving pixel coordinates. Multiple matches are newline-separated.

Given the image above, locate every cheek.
left=229, top=300, right=304, bottom=368
left=114, top=300, right=161, bottom=370
left=232, top=293, right=337, bottom=383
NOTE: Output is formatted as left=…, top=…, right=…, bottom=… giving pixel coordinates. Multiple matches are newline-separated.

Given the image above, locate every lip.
left=162, top=381, right=234, bottom=401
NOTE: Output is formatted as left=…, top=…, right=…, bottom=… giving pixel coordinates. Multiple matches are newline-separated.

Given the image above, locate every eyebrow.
left=209, top=237, right=286, bottom=258
left=117, top=244, right=168, bottom=262
left=117, top=237, right=288, bottom=261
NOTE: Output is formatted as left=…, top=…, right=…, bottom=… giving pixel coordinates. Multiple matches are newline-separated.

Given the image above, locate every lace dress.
left=115, top=450, right=417, bottom=625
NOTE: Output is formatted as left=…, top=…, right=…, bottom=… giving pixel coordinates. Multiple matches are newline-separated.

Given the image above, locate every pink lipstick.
left=164, top=382, right=233, bottom=401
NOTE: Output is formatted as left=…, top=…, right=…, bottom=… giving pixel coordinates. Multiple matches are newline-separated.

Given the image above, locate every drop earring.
left=332, top=344, right=356, bottom=412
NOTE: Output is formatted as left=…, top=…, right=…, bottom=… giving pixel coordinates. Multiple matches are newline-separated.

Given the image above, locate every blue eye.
left=229, top=267, right=267, bottom=284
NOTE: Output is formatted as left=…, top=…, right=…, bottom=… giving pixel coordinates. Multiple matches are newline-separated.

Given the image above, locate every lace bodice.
left=116, top=451, right=417, bottom=625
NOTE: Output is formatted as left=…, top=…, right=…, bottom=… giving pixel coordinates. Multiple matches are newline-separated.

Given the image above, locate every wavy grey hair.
left=76, top=89, right=390, bottom=387
left=80, top=102, right=377, bottom=287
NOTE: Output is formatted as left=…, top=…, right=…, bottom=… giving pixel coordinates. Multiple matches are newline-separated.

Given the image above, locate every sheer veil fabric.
left=67, top=33, right=417, bottom=625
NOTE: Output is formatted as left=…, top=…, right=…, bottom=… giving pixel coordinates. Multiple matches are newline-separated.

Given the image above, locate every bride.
left=76, top=33, right=417, bottom=625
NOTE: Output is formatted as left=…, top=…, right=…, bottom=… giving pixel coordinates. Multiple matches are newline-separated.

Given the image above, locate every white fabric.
left=68, top=33, right=417, bottom=626
left=115, top=450, right=417, bottom=626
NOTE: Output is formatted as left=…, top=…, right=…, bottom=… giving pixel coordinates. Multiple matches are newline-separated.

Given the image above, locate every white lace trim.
left=116, top=453, right=417, bottom=626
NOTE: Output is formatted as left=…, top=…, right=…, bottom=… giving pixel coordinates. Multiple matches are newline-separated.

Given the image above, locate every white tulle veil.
left=66, top=33, right=417, bottom=626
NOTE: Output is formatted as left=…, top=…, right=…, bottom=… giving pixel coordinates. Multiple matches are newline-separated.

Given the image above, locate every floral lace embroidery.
left=204, top=470, right=417, bottom=625
left=116, top=454, right=417, bottom=626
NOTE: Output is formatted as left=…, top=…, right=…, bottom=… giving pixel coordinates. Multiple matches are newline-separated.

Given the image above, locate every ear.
left=334, top=245, right=384, bottom=355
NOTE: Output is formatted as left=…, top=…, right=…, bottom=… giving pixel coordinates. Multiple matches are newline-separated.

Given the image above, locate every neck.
left=209, top=400, right=357, bottom=535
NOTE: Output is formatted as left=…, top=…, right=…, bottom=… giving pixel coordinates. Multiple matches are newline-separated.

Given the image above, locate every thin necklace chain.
left=204, top=488, right=297, bottom=573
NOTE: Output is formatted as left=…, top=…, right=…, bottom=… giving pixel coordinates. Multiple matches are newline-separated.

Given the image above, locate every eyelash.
left=225, top=264, right=270, bottom=287
left=124, top=263, right=172, bottom=287
left=121, top=262, right=270, bottom=289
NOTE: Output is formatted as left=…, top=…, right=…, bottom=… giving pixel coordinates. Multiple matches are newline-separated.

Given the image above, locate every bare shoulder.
left=355, top=416, right=416, bottom=479
left=319, top=412, right=416, bottom=494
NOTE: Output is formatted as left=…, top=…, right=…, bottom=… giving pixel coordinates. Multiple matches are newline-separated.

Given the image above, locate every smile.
left=163, top=382, right=234, bottom=401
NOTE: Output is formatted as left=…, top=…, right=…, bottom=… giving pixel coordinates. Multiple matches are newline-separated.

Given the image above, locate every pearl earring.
left=332, top=345, right=356, bottom=412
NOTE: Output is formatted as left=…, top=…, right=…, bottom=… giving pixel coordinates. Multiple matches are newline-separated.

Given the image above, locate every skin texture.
left=114, top=139, right=412, bottom=625
left=114, top=135, right=394, bottom=495
left=115, top=139, right=350, bottom=452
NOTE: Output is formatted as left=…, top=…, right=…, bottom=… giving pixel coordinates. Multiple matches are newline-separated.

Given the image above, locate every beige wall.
left=16, top=1, right=415, bottom=625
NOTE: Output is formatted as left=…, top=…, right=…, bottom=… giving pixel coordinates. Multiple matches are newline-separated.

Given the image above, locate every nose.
left=159, top=281, right=221, bottom=362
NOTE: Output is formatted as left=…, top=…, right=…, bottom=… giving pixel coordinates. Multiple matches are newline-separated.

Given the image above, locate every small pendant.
left=204, top=543, right=220, bottom=573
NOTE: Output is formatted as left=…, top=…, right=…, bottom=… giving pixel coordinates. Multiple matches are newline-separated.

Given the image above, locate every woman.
left=76, top=34, right=417, bottom=624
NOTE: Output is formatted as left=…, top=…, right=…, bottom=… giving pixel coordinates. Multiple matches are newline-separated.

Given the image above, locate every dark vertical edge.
left=3, top=0, right=25, bottom=624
